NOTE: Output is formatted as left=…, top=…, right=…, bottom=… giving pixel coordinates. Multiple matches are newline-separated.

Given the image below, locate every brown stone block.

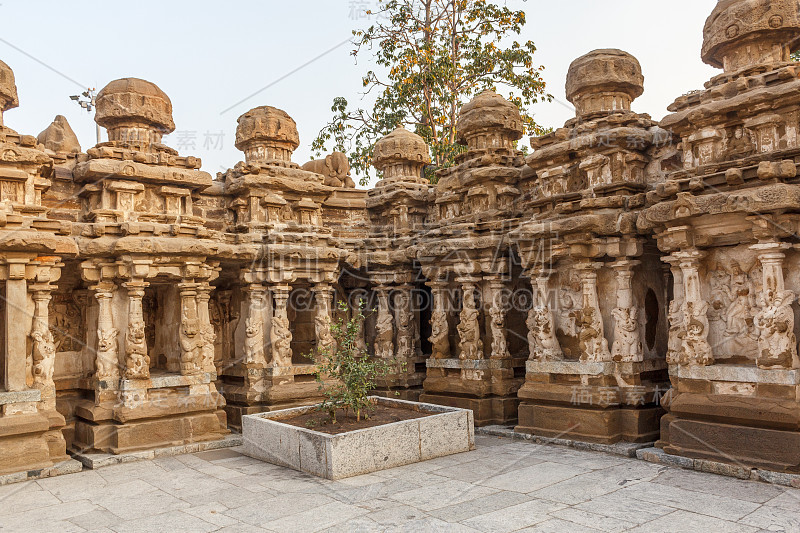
left=0, top=413, right=51, bottom=438
left=516, top=402, right=661, bottom=444
left=0, top=433, right=52, bottom=475
left=675, top=378, right=712, bottom=394
left=670, top=392, right=800, bottom=430
left=756, top=383, right=796, bottom=400
left=663, top=418, right=800, bottom=473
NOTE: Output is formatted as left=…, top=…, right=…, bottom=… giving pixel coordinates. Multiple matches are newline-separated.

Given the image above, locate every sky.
left=1, top=0, right=718, bottom=186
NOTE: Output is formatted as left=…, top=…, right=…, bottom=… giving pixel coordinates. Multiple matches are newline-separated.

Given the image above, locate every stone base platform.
left=419, top=393, right=520, bottom=426
left=660, top=364, right=800, bottom=474
left=515, top=403, right=663, bottom=444
left=516, top=359, right=669, bottom=444
left=71, top=433, right=243, bottom=469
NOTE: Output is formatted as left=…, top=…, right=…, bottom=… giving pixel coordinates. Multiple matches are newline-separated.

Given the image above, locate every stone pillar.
left=394, top=285, right=415, bottom=360
left=374, top=285, right=394, bottom=359
left=197, top=282, right=216, bottom=374
left=313, top=283, right=335, bottom=354
left=123, top=281, right=149, bottom=379
left=3, top=259, right=27, bottom=392
left=751, top=242, right=799, bottom=369
left=611, top=260, right=643, bottom=362
left=243, top=284, right=267, bottom=366
left=576, top=262, right=611, bottom=362
left=457, top=280, right=482, bottom=361
left=428, top=281, right=450, bottom=359
left=30, top=286, right=56, bottom=408
left=676, top=250, right=713, bottom=366
left=94, top=284, right=120, bottom=382
left=269, top=284, right=293, bottom=367
left=527, top=271, right=562, bottom=361
left=178, top=283, right=202, bottom=376
left=487, top=278, right=510, bottom=360
left=663, top=255, right=685, bottom=365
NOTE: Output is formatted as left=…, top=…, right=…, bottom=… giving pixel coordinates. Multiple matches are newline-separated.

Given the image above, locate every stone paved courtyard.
left=1, top=435, right=799, bottom=533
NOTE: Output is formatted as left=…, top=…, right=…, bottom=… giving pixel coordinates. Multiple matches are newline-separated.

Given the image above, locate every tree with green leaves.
left=306, top=301, right=396, bottom=423
left=312, top=0, right=551, bottom=184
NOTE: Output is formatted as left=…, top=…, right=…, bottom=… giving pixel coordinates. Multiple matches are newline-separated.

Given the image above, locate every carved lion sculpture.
left=302, top=152, right=356, bottom=188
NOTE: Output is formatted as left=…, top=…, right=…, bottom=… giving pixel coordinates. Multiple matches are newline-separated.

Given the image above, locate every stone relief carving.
left=374, top=289, right=394, bottom=359
left=31, top=318, right=55, bottom=385
left=124, top=320, right=149, bottom=380
left=611, top=307, right=642, bottom=362
left=179, top=317, right=203, bottom=375
left=457, top=283, right=482, bottom=361
left=244, top=317, right=265, bottom=365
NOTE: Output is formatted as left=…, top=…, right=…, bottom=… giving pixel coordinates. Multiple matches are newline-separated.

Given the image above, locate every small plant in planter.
left=305, top=300, right=399, bottom=423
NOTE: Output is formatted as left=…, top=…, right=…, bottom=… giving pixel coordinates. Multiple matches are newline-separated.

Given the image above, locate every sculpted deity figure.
left=457, top=286, right=482, bottom=360
left=374, top=289, right=394, bottom=359
left=429, top=309, right=449, bottom=359
left=667, top=300, right=684, bottom=365
left=611, top=307, right=642, bottom=362
left=726, top=126, right=755, bottom=161
left=489, top=304, right=510, bottom=360
left=200, top=323, right=216, bottom=372
left=557, top=285, right=580, bottom=337
left=755, top=289, right=799, bottom=369
left=244, top=317, right=265, bottom=365
left=270, top=314, right=293, bottom=367
left=395, top=293, right=414, bottom=359
left=125, top=320, right=150, bottom=379
left=31, top=319, right=56, bottom=385
left=96, top=328, right=119, bottom=380
left=579, top=306, right=611, bottom=362
left=724, top=263, right=755, bottom=338
left=527, top=304, right=562, bottom=361
left=680, top=300, right=714, bottom=366
left=180, top=318, right=203, bottom=375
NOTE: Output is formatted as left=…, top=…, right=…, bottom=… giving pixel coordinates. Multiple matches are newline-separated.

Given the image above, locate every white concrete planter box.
left=242, top=396, right=475, bottom=479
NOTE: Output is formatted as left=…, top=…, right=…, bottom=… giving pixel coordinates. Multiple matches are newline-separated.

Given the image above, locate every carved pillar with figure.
left=270, top=284, right=293, bottom=367
left=611, top=260, right=643, bottom=363
left=123, top=280, right=149, bottom=380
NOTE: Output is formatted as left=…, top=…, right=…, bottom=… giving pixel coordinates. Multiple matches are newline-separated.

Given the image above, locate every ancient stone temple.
left=417, top=91, right=530, bottom=425
left=513, top=49, right=673, bottom=443
left=640, top=0, right=800, bottom=472
left=0, top=59, right=77, bottom=476
left=2, top=0, right=800, bottom=481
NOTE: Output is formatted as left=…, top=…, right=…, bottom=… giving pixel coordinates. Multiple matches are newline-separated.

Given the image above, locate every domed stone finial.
left=372, top=126, right=431, bottom=182
left=0, top=59, right=19, bottom=128
left=95, top=78, right=175, bottom=149
left=38, top=115, right=81, bottom=154
left=457, top=90, right=523, bottom=151
left=702, top=0, right=800, bottom=71
left=566, top=49, right=644, bottom=118
left=235, top=106, right=300, bottom=164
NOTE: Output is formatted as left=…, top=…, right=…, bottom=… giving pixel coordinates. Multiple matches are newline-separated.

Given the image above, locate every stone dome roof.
left=234, top=106, right=299, bottom=153
left=702, top=0, right=800, bottom=70
left=95, top=77, right=175, bottom=134
left=372, top=126, right=431, bottom=171
left=0, top=59, right=19, bottom=112
left=456, top=90, right=523, bottom=145
left=566, top=49, right=644, bottom=105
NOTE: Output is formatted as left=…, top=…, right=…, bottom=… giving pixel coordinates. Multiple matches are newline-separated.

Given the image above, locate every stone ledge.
left=70, top=434, right=243, bottom=469
left=476, top=425, right=652, bottom=458
left=427, top=358, right=525, bottom=370
left=0, top=458, right=83, bottom=486
left=526, top=359, right=668, bottom=376
left=637, top=447, right=800, bottom=489
left=0, top=389, right=41, bottom=405
left=669, top=364, right=800, bottom=385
